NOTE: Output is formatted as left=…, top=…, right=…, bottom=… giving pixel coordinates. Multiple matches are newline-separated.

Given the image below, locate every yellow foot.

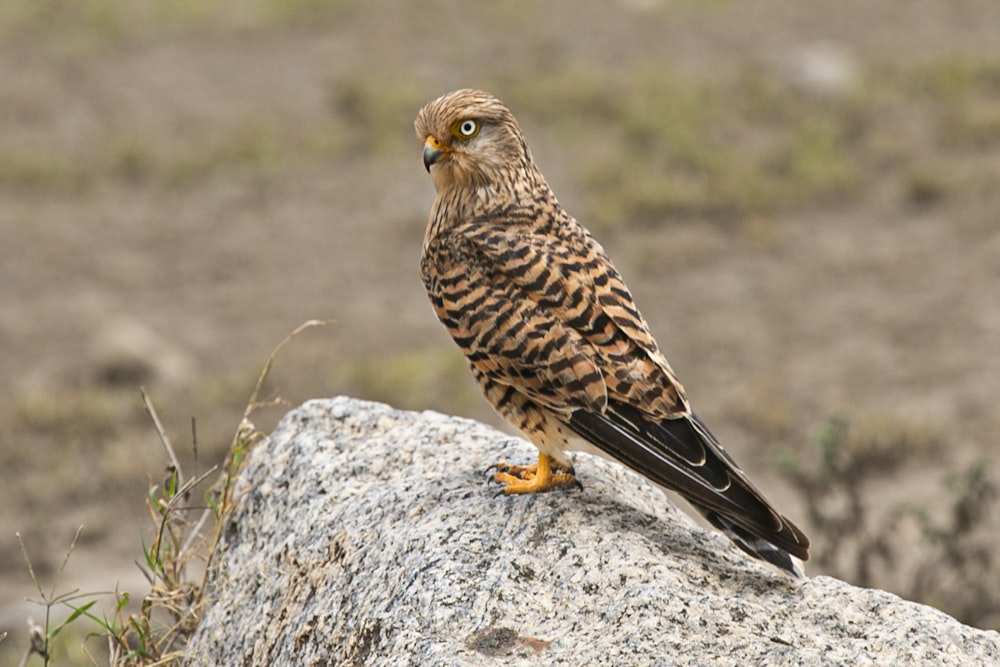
left=494, top=453, right=578, bottom=494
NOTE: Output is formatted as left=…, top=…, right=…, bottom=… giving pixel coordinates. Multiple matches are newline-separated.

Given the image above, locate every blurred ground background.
left=2, top=0, right=1000, bottom=661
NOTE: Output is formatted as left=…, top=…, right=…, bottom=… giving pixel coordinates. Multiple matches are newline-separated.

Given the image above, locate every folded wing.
left=569, top=402, right=810, bottom=567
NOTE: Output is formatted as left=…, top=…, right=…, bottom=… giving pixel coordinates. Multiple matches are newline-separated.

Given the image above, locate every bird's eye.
left=453, top=119, right=480, bottom=139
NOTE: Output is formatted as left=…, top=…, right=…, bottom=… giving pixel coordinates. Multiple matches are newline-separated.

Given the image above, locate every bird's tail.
left=568, top=402, right=809, bottom=578
left=695, top=506, right=805, bottom=578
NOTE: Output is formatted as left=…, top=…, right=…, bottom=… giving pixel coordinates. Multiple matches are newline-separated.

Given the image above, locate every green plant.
left=17, top=526, right=105, bottom=666
left=781, top=415, right=999, bottom=630
left=908, top=461, right=1000, bottom=629
left=10, top=320, right=326, bottom=664
left=780, top=415, right=907, bottom=586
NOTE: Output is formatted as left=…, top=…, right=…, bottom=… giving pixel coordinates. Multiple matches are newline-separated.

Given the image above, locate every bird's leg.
left=495, top=453, right=577, bottom=494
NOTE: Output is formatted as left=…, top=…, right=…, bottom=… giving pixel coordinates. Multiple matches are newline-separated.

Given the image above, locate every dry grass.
left=8, top=322, right=324, bottom=665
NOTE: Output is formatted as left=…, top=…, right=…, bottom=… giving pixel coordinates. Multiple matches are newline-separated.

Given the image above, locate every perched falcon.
left=415, top=89, right=810, bottom=577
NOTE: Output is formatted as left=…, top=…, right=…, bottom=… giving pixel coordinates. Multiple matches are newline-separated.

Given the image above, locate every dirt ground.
left=2, top=0, right=1000, bottom=660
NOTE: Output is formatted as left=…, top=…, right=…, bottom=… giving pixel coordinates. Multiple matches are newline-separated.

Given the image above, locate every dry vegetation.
left=2, top=0, right=999, bottom=663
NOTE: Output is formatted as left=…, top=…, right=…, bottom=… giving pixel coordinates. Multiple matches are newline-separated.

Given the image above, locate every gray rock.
left=186, top=397, right=1000, bottom=666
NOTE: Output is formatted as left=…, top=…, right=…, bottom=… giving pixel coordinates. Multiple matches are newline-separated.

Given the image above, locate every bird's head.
left=414, top=89, right=533, bottom=192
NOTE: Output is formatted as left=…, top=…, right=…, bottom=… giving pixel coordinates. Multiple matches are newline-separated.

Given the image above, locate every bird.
left=414, top=88, right=810, bottom=577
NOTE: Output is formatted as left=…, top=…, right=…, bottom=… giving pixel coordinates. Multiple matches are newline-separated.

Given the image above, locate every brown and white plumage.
left=415, top=89, right=810, bottom=577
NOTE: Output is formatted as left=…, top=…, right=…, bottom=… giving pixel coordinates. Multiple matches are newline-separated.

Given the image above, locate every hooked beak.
left=423, top=134, right=449, bottom=172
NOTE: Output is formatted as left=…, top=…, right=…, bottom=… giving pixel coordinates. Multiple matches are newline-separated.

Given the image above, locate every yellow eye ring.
left=452, top=119, right=480, bottom=140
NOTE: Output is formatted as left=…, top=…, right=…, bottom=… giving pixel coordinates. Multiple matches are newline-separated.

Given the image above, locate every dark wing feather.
left=569, top=402, right=810, bottom=562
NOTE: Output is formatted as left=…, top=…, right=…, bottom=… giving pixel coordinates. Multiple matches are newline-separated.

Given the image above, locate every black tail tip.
left=699, top=509, right=807, bottom=578
left=728, top=532, right=806, bottom=579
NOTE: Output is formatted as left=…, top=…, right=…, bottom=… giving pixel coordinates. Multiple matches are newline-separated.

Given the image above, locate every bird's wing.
left=430, top=219, right=688, bottom=416
left=424, top=222, right=808, bottom=561
left=534, top=227, right=808, bottom=552
left=568, top=403, right=810, bottom=560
